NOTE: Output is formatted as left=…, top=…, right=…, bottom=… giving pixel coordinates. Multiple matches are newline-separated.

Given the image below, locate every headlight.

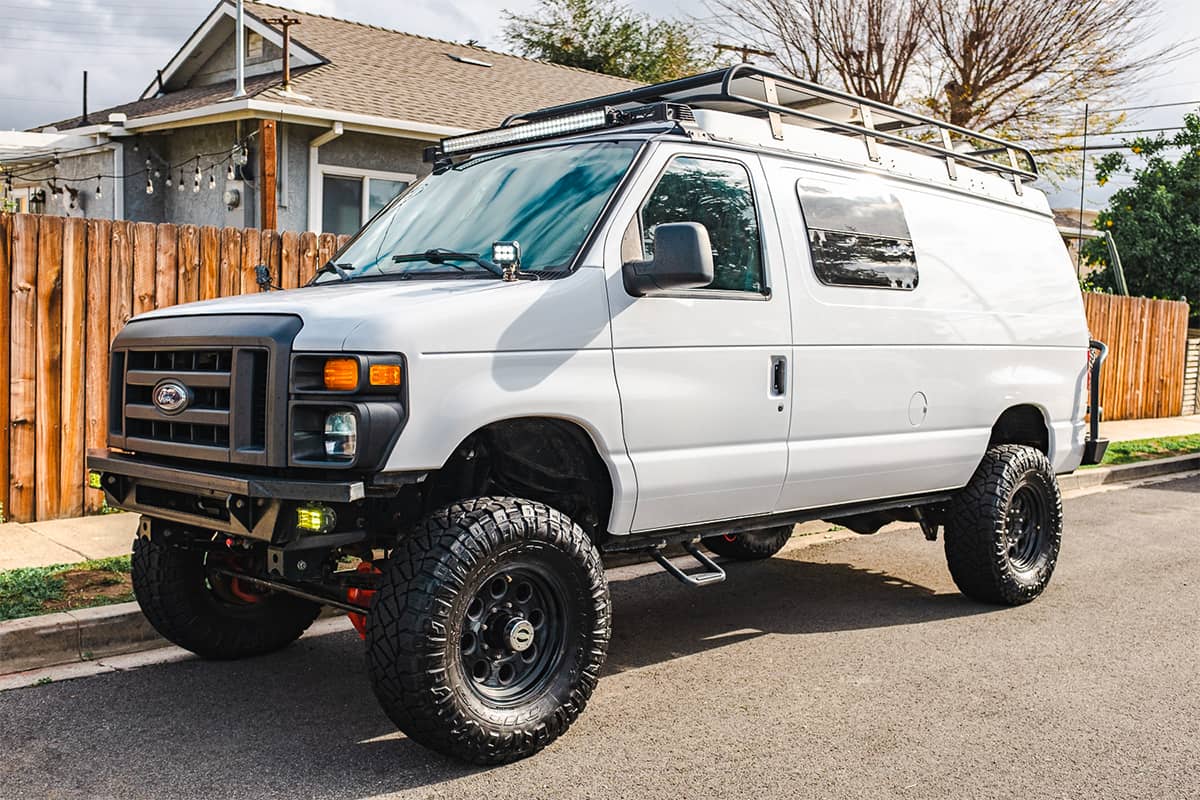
left=324, top=410, right=357, bottom=458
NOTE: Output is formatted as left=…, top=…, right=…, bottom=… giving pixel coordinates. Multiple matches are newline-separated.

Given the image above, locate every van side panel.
left=766, top=159, right=1088, bottom=512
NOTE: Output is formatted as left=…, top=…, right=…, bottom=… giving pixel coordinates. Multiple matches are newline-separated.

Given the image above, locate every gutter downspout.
left=112, top=141, right=124, bottom=220
left=306, top=121, right=343, bottom=232
left=233, top=0, right=246, bottom=98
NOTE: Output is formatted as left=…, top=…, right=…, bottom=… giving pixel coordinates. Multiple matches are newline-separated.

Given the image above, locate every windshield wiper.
left=313, top=261, right=353, bottom=282
left=392, top=249, right=505, bottom=279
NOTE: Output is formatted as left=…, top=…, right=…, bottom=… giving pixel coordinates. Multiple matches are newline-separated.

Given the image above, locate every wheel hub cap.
left=504, top=618, right=536, bottom=652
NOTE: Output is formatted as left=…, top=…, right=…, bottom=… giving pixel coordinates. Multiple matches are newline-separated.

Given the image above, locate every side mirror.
left=622, top=222, right=714, bottom=296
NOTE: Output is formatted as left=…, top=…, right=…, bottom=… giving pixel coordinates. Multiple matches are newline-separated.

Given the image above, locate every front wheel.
left=366, top=498, right=610, bottom=765
left=131, top=529, right=321, bottom=659
left=944, top=445, right=1063, bottom=605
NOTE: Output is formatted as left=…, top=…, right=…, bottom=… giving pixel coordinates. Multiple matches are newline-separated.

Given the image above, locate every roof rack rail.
left=505, top=65, right=1039, bottom=191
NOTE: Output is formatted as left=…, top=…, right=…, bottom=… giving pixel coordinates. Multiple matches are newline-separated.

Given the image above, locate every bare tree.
left=704, top=0, right=1188, bottom=175
left=705, top=0, right=927, bottom=103
left=921, top=0, right=1177, bottom=134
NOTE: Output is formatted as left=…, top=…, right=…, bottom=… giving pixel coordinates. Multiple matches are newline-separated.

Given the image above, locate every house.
left=0, top=1, right=638, bottom=235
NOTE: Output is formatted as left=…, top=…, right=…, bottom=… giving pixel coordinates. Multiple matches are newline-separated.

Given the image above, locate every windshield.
left=317, top=141, right=641, bottom=281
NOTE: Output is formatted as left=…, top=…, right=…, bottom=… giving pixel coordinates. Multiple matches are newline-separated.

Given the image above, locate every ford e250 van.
left=87, top=66, right=1108, bottom=764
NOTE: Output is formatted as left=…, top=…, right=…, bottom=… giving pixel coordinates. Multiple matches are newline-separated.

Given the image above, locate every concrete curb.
left=3, top=452, right=1197, bottom=678
left=1056, top=452, right=1200, bottom=492
left=0, top=603, right=160, bottom=675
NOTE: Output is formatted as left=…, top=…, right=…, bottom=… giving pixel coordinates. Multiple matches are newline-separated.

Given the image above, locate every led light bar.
left=440, top=108, right=611, bottom=155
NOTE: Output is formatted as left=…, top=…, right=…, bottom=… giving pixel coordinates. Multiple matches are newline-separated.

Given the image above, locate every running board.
left=650, top=541, right=726, bottom=587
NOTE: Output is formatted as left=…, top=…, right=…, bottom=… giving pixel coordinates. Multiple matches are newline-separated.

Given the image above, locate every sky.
left=0, top=0, right=1197, bottom=210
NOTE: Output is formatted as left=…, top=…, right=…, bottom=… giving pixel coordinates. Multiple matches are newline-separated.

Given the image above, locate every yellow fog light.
left=323, top=358, right=359, bottom=391
left=87, top=471, right=103, bottom=490
left=296, top=503, right=336, bottom=534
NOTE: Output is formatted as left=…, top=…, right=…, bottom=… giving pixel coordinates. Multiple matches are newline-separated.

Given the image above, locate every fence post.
left=35, top=216, right=64, bottom=520
left=9, top=215, right=39, bottom=522
left=0, top=215, right=10, bottom=521
left=60, top=218, right=88, bottom=517
left=84, top=219, right=112, bottom=513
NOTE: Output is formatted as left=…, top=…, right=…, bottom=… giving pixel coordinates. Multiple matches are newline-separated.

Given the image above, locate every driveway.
left=1, top=475, right=1197, bottom=799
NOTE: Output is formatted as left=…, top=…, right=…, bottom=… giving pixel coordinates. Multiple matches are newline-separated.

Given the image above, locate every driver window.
left=637, top=157, right=765, bottom=293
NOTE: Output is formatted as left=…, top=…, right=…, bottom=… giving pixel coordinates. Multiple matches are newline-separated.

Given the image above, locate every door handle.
left=771, top=356, right=787, bottom=396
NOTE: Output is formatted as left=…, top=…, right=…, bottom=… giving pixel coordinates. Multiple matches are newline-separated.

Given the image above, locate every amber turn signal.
left=369, top=363, right=402, bottom=387
left=323, top=358, right=359, bottom=391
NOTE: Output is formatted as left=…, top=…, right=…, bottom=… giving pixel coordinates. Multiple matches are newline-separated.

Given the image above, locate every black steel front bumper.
left=86, top=449, right=366, bottom=541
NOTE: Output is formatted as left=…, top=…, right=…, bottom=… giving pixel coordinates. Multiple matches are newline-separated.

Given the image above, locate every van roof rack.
left=503, top=65, right=1039, bottom=190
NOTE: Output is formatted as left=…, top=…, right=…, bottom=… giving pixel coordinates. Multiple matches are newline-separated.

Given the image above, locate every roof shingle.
left=50, top=1, right=640, bottom=133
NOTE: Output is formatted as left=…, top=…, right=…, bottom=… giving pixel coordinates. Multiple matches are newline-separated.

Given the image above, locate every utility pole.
left=233, top=0, right=246, bottom=98
left=714, top=43, right=775, bottom=63
left=264, top=15, right=302, bottom=94
left=1076, top=103, right=1089, bottom=278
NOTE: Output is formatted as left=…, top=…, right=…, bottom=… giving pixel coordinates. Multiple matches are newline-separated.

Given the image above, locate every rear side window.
left=796, top=179, right=918, bottom=290
left=640, top=157, right=764, bottom=293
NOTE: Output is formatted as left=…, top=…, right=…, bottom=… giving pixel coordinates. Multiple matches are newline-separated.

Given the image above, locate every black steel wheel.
left=367, top=498, right=610, bottom=765
left=131, top=526, right=320, bottom=659
left=702, top=525, right=793, bottom=560
left=945, top=444, right=1063, bottom=605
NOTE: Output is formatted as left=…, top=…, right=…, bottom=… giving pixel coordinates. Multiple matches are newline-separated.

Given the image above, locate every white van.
left=88, top=66, right=1107, bottom=764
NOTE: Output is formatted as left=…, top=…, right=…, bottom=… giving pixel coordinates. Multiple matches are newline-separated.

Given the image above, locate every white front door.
left=603, top=147, right=793, bottom=532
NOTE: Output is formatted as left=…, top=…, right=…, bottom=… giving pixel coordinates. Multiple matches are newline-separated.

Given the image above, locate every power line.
left=1092, top=99, right=1200, bottom=114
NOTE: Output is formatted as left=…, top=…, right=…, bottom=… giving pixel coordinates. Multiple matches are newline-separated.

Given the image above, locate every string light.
left=208, top=167, right=216, bottom=190
left=95, top=178, right=102, bottom=200
left=165, top=172, right=172, bottom=188
left=145, top=176, right=154, bottom=195
left=177, top=167, right=184, bottom=192
left=227, top=162, right=236, bottom=180
left=193, top=162, right=201, bottom=193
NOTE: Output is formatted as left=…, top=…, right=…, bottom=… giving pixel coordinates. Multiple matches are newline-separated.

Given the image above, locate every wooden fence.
left=1083, top=292, right=1191, bottom=422
left=1, top=213, right=349, bottom=523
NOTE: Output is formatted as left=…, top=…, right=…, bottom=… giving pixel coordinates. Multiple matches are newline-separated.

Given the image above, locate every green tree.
left=1082, top=111, right=1200, bottom=313
left=502, top=0, right=712, bottom=83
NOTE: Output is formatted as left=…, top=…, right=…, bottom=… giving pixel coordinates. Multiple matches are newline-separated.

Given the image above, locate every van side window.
left=640, top=157, right=764, bottom=293
left=796, top=180, right=918, bottom=290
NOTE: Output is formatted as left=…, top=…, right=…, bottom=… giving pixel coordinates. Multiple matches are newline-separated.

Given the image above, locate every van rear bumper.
left=86, top=449, right=366, bottom=541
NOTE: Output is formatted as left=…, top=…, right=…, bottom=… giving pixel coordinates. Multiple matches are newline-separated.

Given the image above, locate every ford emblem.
left=152, top=380, right=191, bottom=415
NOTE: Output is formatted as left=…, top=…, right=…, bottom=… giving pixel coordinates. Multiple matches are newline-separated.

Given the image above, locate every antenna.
left=264, top=15, right=302, bottom=94
left=81, top=70, right=89, bottom=124
left=714, top=43, right=775, bottom=63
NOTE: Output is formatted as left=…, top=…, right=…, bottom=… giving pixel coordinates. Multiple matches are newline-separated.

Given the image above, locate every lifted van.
left=88, top=66, right=1108, bottom=764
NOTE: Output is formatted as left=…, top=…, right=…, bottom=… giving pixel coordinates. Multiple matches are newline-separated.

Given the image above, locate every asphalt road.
left=1, top=476, right=1198, bottom=800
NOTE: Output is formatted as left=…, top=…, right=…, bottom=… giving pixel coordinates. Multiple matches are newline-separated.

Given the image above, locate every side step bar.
left=651, top=541, right=726, bottom=587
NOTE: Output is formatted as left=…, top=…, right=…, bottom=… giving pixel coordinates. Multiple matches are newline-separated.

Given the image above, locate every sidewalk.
left=2, top=414, right=1198, bottom=572
left=1100, top=413, right=1200, bottom=442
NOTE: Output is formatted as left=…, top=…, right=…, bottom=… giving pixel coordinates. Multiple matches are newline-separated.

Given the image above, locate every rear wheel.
left=944, top=445, right=1063, bottom=605
left=366, top=498, right=610, bottom=765
left=131, top=529, right=321, bottom=659
left=702, top=525, right=793, bottom=560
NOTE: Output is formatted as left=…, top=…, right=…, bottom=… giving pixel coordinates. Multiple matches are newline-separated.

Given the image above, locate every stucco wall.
left=13, top=149, right=118, bottom=220
left=14, top=122, right=438, bottom=231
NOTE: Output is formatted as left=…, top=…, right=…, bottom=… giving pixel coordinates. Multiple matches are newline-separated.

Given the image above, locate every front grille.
left=115, top=345, right=268, bottom=464
left=106, top=314, right=302, bottom=469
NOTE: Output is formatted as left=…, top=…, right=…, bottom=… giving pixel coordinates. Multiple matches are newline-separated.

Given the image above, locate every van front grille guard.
left=1082, top=339, right=1109, bottom=466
